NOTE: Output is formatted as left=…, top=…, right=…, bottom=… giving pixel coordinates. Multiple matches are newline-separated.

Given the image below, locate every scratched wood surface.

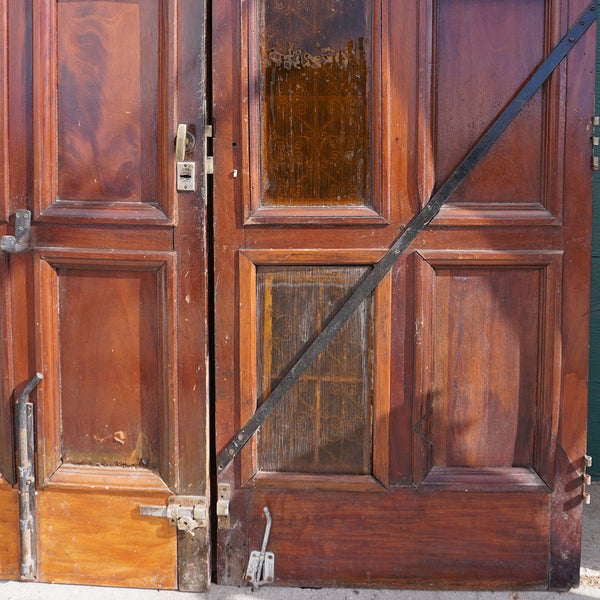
left=0, top=486, right=19, bottom=580
left=37, top=489, right=177, bottom=588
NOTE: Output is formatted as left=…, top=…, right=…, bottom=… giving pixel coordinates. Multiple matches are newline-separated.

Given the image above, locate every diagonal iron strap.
left=217, top=2, right=598, bottom=473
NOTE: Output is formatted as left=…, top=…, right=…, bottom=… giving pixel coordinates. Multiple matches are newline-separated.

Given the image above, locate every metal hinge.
left=205, top=124, right=214, bottom=175
left=1, top=210, right=32, bottom=254
left=217, top=483, right=231, bottom=529
left=139, top=496, right=207, bottom=536
left=593, top=117, right=600, bottom=171
left=583, top=455, right=593, bottom=505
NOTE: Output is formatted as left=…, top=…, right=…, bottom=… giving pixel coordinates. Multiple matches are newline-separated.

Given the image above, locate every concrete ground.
left=3, top=483, right=600, bottom=600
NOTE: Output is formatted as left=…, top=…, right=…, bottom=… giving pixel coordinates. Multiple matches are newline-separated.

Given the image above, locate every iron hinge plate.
left=217, top=483, right=231, bottom=529
left=205, top=123, right=214, bottom=174
left=593, top=117, right=600, bottom=171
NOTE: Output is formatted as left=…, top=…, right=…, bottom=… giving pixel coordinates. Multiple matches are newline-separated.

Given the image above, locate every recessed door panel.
left=57, top=1, right=159, bottom=204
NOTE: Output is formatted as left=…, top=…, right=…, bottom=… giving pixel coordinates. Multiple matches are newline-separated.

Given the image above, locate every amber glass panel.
left=59, top=269, right=161, bottom=467
left=57, top=1, right=159, bottom=202
left=260, top=0, right=371, bottom=206
left=257, top=266, right=373, bottom=474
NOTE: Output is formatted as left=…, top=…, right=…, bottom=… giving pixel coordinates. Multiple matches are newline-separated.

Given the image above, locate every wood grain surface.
left=37, top=489, right=177, bottom=588
left=0, top=486, right=19, bottom=580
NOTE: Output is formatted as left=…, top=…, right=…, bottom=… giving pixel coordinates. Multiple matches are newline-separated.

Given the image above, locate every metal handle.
left=175, top=124, right=196, bottom=162
left=175, top=124, right=187, bottom=161
left=1, top=210, right=32, bottom=254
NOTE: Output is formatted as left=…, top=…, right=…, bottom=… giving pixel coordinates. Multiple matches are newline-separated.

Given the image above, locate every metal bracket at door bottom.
left=245, top=507, right=275, bottom=590
left=139, top=496, right=207, bottom=537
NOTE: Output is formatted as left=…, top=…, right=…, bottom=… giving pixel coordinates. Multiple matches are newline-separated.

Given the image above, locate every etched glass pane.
left=260, top=0, right=371, bottom=206
left=257, top=266, right=373, bottom=474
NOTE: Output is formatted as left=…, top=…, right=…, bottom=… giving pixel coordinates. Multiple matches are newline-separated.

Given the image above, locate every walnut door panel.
left=37, top=488, right=176, bottom=587
left=413, top=251, right=562, bottom=488
left=34, top=250, right=177, bottom=487
left=32, top=250, right=178, bottom=587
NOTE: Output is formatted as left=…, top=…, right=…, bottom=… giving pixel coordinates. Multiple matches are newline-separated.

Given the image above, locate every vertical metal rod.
left=15, top=372, right=43, bottom=580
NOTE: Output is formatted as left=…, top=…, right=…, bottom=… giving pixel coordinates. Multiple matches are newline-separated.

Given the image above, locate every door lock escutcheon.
left=1, top=210, right=32, bottom=254
left=176, top=124, right=197, bottom=192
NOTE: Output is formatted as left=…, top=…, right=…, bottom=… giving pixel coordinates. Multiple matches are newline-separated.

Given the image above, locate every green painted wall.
left=588, top=2, right=600, bottom=474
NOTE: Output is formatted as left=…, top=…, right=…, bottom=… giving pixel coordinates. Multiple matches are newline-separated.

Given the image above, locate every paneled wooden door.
left=0, top=0, right=209, bottom=590
left=213, top=0, right=595, bottom=589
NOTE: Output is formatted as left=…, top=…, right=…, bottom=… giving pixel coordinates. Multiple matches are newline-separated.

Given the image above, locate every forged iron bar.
left=15, top=372, right=43, bottom=580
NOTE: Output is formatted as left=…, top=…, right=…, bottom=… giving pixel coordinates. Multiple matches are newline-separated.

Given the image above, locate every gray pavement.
left=3, top=483, right=600, bottom=600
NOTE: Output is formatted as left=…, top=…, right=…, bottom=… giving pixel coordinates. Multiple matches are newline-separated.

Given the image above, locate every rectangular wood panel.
left=38, top=489, right=177, bottom=588
left=58, top=268, right=163, bottom=468
left=0, top=0, right=8, bottom=224
left=57, top=1, right=159, bottom=204
left=33, top=0, right=177, bottom=223
left=414, top=251, right=562, bottom=485
left=34, top=250, right=178, bottom=489
left=431, top=0, right=567, bottom=224
left=242, top=489, right=551, bottom=588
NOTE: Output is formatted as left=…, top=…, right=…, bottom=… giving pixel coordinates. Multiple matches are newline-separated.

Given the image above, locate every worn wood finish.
left=0, top=486, right=19, bottom=580
left=214, top=0, right=595, bottom=588
left=0, top=250, right=13, bottom=483
left=37, top=489, right=177, bottom=588
left=549, top=0, right=595, bottom=587
left=243, top=489, right=551, bottom=589
left=173, top=0, right=209, bottom=590
left=34, top=0, right=177, bottom=224
left=2, top=0, right=209, bottom=590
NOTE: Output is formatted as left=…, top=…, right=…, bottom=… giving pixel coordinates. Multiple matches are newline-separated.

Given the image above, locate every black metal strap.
left=217, top=2, right=597, bottom=473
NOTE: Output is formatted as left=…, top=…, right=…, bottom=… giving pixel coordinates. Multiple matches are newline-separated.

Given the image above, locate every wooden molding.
left=32, top=0, right=178, bottom=224
left=33, top=249, right=178, bottom=490
left=238, top=249, right=392, bottom=490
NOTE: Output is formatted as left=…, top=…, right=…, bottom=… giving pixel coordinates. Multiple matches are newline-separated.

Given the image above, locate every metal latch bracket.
left=245, top=506, right=275, bottom=590
left=140, top=496, right=207, bottom=536
left=583, top=454, right=593, bottom=504
left=1, top=210, right=32, bottom=254
left=217, top=483, right=231, bottom=529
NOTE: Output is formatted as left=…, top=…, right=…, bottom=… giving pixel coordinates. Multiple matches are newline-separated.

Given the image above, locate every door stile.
left=173, top=0, right=210, bottom=590
left=549, top=0, right=595, bottom=586
left=213, top=0, right=249, bottom=581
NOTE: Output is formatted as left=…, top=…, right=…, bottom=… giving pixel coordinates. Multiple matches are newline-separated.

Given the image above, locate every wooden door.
left=0, top=0, right=209, bottom=590
left=213, top=0, right=595, bottom=589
